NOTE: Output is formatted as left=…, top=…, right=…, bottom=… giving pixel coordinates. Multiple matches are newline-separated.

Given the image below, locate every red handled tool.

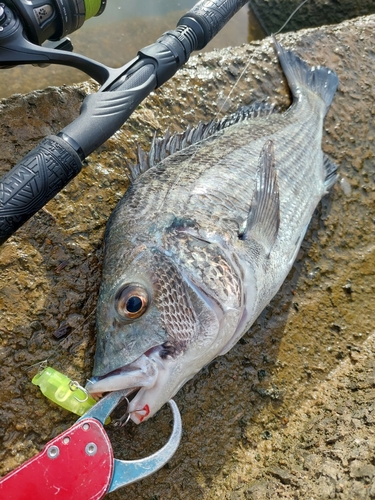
left=0, top=390, right=182, bottom=499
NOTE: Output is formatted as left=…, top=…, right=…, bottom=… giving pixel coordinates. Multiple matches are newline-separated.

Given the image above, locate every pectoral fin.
left=239, top=140, right=280, bottom=255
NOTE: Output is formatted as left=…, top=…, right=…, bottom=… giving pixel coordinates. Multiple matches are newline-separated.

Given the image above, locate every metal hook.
left=69, top=380, right=89, bottom=403
left=113, top=397, right=131, bottom=427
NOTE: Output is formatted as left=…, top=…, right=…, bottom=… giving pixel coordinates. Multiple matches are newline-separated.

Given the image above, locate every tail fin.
left=272, top=36, right=339, bottom=110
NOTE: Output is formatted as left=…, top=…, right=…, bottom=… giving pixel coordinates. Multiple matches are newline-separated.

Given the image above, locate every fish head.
left=92, top=245, right=165, bottom=379
left=89, top=243, right=223, bottom=423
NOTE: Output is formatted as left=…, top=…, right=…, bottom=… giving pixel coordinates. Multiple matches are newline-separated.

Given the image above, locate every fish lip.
left=93, top=364, right=140, bottom=382
left=86, top=347, right=163, bottom=396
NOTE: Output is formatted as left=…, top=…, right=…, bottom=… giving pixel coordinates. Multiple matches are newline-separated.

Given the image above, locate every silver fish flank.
left=87, top=38, right=339, bottom=423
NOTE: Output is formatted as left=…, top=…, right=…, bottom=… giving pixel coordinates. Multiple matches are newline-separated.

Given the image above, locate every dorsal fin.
left=126, top=102, right=277, bottom=183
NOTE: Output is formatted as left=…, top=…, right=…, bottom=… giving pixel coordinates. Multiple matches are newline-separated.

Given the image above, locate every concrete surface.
left=0, top=13, right=375, bottom=500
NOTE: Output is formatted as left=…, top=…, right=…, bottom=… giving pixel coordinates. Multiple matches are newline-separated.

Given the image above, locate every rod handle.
left=0, top=135, right=82, bottom=245
left=178, top=0, right=249, bottom=50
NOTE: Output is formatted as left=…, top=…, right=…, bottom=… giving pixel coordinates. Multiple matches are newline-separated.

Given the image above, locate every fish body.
left=88, top=40, right=338, bottom=423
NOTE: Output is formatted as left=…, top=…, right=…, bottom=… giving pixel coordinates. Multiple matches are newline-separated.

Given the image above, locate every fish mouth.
left=86, top=346, right=169, bottom=424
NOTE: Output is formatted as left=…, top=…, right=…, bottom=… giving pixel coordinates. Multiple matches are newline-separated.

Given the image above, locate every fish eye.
left=115, top=284, right=149, bottom=320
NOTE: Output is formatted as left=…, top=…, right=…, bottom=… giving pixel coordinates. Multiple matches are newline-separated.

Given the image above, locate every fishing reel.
left=0, top=0, right=106, bottom=74
left=0, top=0, right=250, bottom=245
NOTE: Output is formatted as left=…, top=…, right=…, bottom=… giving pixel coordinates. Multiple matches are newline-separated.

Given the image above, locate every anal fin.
left=323, top=154, right=338, bottom=191
left=239, top=140, right=280, bottom=256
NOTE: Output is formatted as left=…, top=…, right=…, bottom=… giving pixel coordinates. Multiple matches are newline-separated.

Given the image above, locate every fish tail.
left=272, top=35, right=339, bottom=111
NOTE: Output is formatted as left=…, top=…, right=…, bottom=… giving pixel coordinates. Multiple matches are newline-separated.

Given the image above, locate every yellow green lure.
left=32, top=366, right=109, bottom=422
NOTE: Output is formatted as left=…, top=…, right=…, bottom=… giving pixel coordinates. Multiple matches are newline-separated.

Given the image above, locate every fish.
left=87, top=38, right=339, bottom=424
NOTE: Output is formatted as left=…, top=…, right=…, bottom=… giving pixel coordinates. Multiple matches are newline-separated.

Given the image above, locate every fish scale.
left=88, top=39, right=339, bottom=424
left=148, top=100, right=322, bottom=241
left=164, top=232, right=243, bottom=309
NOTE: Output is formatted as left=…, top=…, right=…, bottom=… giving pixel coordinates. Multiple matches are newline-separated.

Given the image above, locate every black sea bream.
left=88, top=39, right=339, bottom=423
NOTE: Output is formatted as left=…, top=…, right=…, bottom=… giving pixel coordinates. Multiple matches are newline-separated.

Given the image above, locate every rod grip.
left=178, top=0, right=249, bottom=50
left=0, top=135, right=82, bottom=245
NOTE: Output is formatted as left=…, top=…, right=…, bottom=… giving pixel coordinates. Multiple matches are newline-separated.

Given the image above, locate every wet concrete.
left=1, top=13, right=375, bottom=500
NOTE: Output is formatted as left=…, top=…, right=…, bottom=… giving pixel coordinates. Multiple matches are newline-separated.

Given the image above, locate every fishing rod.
left=0, top=0, right=249, bottom=246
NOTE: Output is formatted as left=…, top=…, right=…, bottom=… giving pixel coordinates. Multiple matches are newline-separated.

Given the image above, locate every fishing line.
left=273, top=0, right=311, bottom=35
left=152, top=0, right=312, bottom=209
left=216, top=0, right=311, bottom=118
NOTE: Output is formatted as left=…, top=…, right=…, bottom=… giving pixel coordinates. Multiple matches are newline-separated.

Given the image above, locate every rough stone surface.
left=249, top=0, right=375, bottom=36
left=1, top=13, right=375, bottom=500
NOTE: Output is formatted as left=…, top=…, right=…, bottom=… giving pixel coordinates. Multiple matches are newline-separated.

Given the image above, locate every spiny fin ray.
left=323, top=154, right=338, bottom=191
left=126, top=102, right=277, bottom=182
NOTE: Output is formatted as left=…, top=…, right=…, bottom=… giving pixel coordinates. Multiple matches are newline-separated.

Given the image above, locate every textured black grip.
left=0, top=135, right=82, bottom=244
left=178, top=0, right=249, bottom=49
left=62, top=65, right=157, bottom=157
